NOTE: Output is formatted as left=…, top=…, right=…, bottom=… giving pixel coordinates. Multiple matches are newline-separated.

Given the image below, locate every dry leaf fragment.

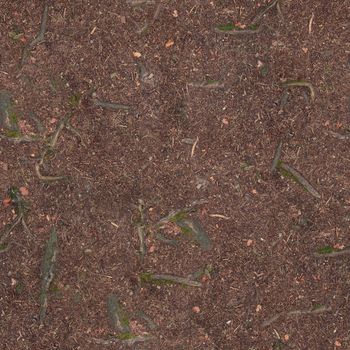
left=172, top=10, right=178, bottom=17
left=246, top=239, right=254, bottom=246
left=19, top=187, right=29, bottom=196
left=256, top=304, right=262, bottom=312
left=133, top=51, right=142, bottom=58
left=165, top=39, right=174, bottom=48
left=3, top=197, right=11, bottom=207
left=222, top=117, right=229, bottom=125
left=334, top=340, right=341, bottom=347
left=192, top=306, right=200, bottom=313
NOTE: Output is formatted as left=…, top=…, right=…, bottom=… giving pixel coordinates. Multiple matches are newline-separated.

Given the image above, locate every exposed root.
left=21, top=1, right=50, bottom=66
left=282, top=80, right=315, bottom=102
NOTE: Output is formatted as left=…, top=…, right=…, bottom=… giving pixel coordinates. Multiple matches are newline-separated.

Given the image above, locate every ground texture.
left=0, top=1, right=349, bottom=349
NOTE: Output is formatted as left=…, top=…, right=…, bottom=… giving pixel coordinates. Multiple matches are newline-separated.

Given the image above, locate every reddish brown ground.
left=0, top=1, right=349, bottom=349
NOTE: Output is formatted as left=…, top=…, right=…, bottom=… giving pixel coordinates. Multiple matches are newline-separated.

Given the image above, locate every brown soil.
left=1, top=1, right=349, bottom=349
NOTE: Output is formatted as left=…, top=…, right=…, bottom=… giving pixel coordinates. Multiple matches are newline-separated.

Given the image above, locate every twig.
left=93, top=99, right=129, bottom=111
left=251, top=0, right=279, bottom=24
left=271, top=141, right=283, bottom=172
left=188, top=81, right=224, bottom=89
left=191, top=137, right=199, bottom=157
left=21, top=2, right=50, bottom=66
left=282, top=80, right=315, bottom=102
left=308, top=13, right=315, bottom=34
left=35, top=163, right=67, bottom=182
left=209, top=214, right=230, bottom=220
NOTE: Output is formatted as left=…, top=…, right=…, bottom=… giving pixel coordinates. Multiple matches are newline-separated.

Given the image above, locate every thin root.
left=35, top=163, right=66, bottom=182
left=282, top=80, right=315, bottom=102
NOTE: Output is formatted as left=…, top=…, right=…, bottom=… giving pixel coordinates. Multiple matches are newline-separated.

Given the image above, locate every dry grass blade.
left=271, top=141, right=283, bottom=172
left=277, top=162, right=321, bottom=198
left=282, top=80, right=315, bottom=102
left=39, top=227, right=58, bottom=326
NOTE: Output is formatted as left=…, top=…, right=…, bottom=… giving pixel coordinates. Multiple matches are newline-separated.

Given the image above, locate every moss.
left=139, top=272, right=171, bottom=286
left=0, top=243, right=8, bottom=251
left=116, top=332, right=135, bottom=341
left=169, top=211, right=187, bottom=223
left=5, top=130, right=21, bottom=138
left=317, top=246, right=334, bottom=254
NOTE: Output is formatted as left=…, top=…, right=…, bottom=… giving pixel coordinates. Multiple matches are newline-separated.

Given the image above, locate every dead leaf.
left=19, top=187, right=29, bottom=197
left=165, top=39, right=174, bottom=48
left=234, top=22, right=246, bottom=29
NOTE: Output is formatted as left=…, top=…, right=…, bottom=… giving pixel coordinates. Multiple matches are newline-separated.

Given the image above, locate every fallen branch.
left=277, top=161, right=321, bottom=199
left=39, top=227, right=58, bottom=326
left=262, top=305, right=331, bottom=327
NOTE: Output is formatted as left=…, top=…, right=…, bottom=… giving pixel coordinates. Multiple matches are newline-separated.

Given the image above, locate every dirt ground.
left=0, top=1, right=349, bottom=349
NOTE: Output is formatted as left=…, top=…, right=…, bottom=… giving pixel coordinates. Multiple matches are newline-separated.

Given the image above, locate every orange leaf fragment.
left=3, top=197, right=11, bottom=207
